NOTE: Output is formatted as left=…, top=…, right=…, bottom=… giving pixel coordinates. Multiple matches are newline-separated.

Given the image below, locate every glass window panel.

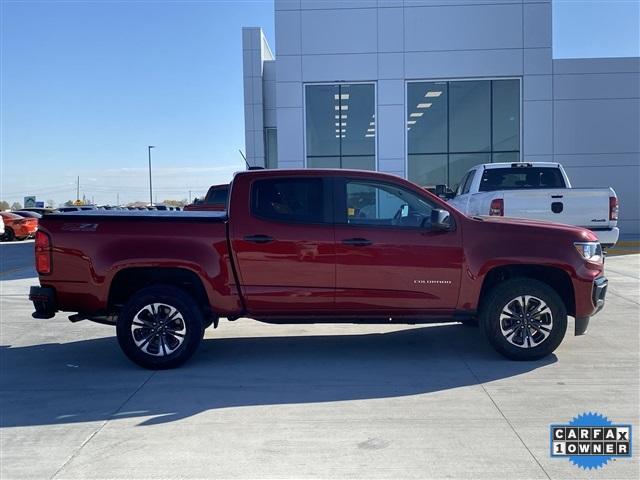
left=345, top=181, right=436, bottom=228
left=265, top=128, right=278, bottom=169
left=340, top=84, right=376, bottom=157
left=307, top=157, right=341, bottom=168
left=492, top=152, right=520, bottom=163
left=408, top=154, right=447, bottom=188
left=479, top=167, right=566, bottom=192
left=305, top=83, right=375, bottom=168
left=449, top=81, right=491, bottom=153
left=492, top=79, right=520, bottom=152
left=449, top=153, right=491, bottom=189
left=407, top=81, right=447, bottom=154
left=305, top=85, right=340, bottom=157
left=252, top=178, right=326, bottom=223
left=342, top=156, right=375, bottom=171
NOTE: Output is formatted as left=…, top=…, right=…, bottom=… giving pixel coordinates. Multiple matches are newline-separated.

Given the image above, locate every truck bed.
left=37, top=210, right=239, bottom=315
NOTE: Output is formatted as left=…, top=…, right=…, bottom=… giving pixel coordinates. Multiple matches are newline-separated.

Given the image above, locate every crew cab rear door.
left=228, top=174, right=335, bottom=314
left=333, top=177, right=463, bottom=314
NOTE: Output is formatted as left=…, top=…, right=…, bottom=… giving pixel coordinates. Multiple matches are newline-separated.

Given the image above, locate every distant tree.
left=0, top=200, right=9, bottom=211
left=46, top=199, right=56, bottom=208
left=63, top=200, right=74, bottom=207
left=10, top=202, right=22, bottom=210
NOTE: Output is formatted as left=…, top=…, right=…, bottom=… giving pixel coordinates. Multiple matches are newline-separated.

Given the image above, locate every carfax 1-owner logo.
left=550, top=412, right=633, bottom=470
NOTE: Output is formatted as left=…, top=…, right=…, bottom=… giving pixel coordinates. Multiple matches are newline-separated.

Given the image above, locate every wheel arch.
left=478, top=264, right=575, bottom=317
left=108, top=267, right=211, bottom=315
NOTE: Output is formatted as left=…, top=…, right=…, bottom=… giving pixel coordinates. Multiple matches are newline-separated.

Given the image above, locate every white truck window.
left=479, top=168, right=566, bottom=192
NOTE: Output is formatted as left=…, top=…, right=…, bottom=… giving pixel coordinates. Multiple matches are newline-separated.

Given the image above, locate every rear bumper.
left=575, top=276, right=608, bottom=336
left=29, top=286, right=57, bottom=319
left=590, top=227, right=619, bottom=248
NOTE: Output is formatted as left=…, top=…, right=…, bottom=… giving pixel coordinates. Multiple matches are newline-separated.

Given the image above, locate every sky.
left=1, top=0, right=638, bottom=207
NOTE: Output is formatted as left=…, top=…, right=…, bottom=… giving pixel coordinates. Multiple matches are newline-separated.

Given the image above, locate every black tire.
left=2, top=228, right=15, bottom=242
left=116, top=285, right=204, bottom=369
left=480, top=278, right=567, bottom=361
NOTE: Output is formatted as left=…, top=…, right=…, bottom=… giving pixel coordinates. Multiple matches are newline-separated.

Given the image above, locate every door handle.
left=244, top=234, right=274, bottom=244
left=342, top=237, right=372, bottom=247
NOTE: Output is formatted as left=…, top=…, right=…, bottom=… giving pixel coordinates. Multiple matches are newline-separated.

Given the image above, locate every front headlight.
left=574, top=242, right=603, bottom=263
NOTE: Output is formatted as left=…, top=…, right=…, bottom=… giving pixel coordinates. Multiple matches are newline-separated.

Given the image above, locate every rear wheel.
left=481, top=278, right=567, bottom=360
left=116, top=285, right=204, bottom=369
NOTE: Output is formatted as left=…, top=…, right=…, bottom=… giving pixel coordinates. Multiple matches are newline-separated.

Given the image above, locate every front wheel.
left=116, top=285, right=204, bottom=369
left=481, top=278, right=567, bottom=361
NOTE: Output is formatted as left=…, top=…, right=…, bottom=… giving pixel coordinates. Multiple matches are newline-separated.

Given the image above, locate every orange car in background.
left=0, top=212, right=38, bottom=241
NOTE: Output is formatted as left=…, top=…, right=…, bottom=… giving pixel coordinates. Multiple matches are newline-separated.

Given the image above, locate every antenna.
left=238, top=149, right=250, bottom=170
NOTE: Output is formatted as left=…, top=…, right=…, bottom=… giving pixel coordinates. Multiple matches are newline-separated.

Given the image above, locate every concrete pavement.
left=1, top=241, right=638, bottom=479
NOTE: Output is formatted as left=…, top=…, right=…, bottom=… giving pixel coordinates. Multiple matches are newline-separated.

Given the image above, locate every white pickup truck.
left=448, top=162, right=619, bottom=247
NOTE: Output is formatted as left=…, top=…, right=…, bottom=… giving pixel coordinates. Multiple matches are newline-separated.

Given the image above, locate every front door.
left=229, top=176, right=335, bottom=314
left=333, top=178, right=463, bottom=315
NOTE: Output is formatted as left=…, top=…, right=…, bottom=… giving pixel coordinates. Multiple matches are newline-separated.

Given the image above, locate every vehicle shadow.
left=0, top=324, right=556, bottom=428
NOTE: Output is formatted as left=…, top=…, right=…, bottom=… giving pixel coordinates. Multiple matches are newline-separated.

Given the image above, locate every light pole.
left=148, top=145, right=155, bottom=206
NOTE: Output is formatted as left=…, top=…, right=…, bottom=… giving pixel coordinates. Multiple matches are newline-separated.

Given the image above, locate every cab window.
left=461, top=170, right=475, bottom=194
left=341, top=180, right=437, bottom=228
left=252, top=178, right=327, bottom=223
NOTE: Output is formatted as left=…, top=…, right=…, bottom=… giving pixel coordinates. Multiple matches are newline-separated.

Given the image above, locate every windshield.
left=479, top=167, right=566, bottom=192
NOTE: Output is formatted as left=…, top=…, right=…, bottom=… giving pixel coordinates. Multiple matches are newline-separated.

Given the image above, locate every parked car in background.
left=12, top=210, right=43, bottom=219
left=58, top=205, right=98, bottom=213
left=31, top=169, right=607, bottom=369
left=447, top=162, right=619, bottom=247
left=0, top=212, right=38, bottom=241
left=21, top=207, right=58, bottom=215
left=183, top=184, right=229, bottom=211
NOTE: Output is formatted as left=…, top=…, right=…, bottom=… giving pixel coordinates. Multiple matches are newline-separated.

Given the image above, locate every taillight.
left=609, top=196, right=619, bottom=221
left=489, top=198, right=504, bottom=216
left=35, top=231, right=52, bottom=274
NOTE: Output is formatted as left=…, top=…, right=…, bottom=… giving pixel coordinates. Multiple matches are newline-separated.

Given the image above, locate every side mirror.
left=429, top=208, right=452, bottom=231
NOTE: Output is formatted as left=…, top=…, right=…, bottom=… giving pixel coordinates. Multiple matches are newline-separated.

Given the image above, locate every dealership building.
left=242, top=0, right=640, bottom=236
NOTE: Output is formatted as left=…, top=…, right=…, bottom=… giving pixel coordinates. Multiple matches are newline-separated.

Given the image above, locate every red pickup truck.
left=182, top=184, right=228, bottom=212
left=30, top=169, right=607, bottom=369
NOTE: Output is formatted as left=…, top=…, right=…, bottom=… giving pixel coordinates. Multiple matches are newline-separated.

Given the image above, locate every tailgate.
left=502, top=188, right=613, bottom=228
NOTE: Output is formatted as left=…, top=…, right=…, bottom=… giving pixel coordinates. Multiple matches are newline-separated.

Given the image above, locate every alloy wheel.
left=130, top=303, right=187, bottom=356
left=499, top=295, right=554, bottom=349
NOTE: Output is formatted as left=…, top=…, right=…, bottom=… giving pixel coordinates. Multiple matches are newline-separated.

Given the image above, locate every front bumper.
left=592, top=276, right=608, bottom=314
left=575, top=276, right=608, bottom=335
left=29, top=286, right=57, bottom=319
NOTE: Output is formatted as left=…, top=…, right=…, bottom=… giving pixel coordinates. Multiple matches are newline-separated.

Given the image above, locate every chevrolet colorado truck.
left=447, top=162, right=619, bottom=247
left=30, top=169, right=608, bottom=369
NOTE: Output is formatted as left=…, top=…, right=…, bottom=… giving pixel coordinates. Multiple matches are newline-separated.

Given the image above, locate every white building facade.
left=243, top=0, right=640, bottom=236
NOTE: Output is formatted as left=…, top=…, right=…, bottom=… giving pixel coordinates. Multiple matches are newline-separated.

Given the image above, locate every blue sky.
left=1, top=0, right=638, bottom=206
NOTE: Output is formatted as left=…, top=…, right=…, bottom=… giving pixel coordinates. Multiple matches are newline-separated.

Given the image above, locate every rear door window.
left=479, top=167, right=566, bottom=192
left=252, top=178, right=327, bottom=223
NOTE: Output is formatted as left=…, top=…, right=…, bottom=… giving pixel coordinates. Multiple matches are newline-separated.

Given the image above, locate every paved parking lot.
left=1, top=241, right=638, bottom=479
